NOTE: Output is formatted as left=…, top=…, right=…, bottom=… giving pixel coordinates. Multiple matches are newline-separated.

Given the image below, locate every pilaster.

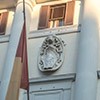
left=74, top=0, right=99, bottom=100
left=0, top=0, right=34, bottom=100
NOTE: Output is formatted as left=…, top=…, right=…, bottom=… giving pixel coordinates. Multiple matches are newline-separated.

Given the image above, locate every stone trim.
left=0, top=25, right=80, bottom=43
left=29, top=73, right=76, bottom=83
left=29, top=25, right=80, bottom=39
left=0, top=34, right=10, bottom=43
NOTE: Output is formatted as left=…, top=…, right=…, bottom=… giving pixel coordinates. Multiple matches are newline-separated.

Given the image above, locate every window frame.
left=49, top=4, right=66, bottom=21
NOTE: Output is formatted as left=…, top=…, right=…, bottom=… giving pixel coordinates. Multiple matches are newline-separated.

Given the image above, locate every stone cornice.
left=29, top=73, right=76, bottom=83
left=29, top=25, right=80, bottom=39
left=0, top=34, right=10, bottom=43
left=0, top=25, right=80, bottom=43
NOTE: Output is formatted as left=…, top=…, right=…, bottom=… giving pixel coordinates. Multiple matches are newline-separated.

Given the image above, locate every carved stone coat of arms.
left=38, top=35, right=65, bottom=72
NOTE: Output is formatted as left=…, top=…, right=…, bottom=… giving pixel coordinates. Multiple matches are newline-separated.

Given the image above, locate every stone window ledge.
left=29, top=25, right=81, bottom=39
left=0, top=24, right=81, bottom=43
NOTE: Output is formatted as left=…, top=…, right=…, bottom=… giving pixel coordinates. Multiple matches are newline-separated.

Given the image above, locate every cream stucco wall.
left=0, top=0, right=100, bottom=100
left=28, top=31, right=79, bottom=79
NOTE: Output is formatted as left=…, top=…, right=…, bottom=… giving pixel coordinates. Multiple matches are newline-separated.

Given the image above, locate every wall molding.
left=0, top=25, right=80, bottom=43
left=29, top=25, right=80, bottom=39
left=29, top=73, right=76, bottom=83
left=0, top=34, right=10, bottom=43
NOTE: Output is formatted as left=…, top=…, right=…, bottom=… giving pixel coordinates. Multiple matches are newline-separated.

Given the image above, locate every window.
left=38, top=1, right=75, bottom=30
left=0, top=12, right=8, bottom=35
left=49, top=4, right=66, bottom=28
left=49, top=4, right=65, bottom=20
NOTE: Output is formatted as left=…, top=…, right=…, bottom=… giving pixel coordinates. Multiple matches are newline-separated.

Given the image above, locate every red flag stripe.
left=21, top=22, right=29, bottom=90
left=16, top=22, right=29, bottom=90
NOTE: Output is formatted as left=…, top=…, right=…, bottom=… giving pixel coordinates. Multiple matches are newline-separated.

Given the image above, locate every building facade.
left=0, top=0, right=100, bottom=100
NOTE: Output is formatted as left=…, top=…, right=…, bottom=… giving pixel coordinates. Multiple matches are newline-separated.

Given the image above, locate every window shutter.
left=64, top=1, right=75, bottom=25
left=0, top=12, right=8, bottom=35
left=38, top=6, right=50, bottom=30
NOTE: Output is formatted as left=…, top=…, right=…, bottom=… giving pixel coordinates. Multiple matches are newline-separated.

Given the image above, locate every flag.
left=20, top=22, right=29, bottom=90
left=6, top=21, right=29, bottom=100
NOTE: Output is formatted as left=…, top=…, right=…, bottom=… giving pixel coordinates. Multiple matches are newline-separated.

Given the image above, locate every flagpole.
left=23, top=0, right=26, bottom=21
left=27, top=88, right=30, bottom=100
left=23, top=0, right=30, bottom=100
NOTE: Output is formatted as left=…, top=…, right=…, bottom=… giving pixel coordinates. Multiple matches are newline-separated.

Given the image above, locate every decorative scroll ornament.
left=38, top=35, right=65, bottom=72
